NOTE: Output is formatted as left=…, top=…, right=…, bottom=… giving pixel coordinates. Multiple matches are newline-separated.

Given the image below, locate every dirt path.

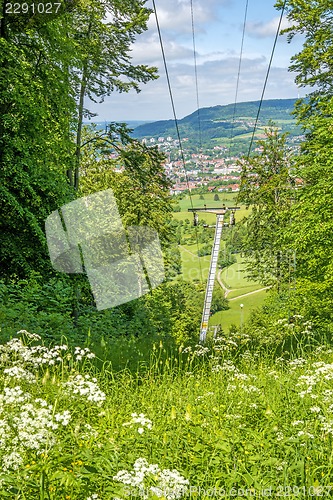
left=228, top=286, right=271, bottom=301
left=179, top=245, right=198, bottom=258
left=217, top=269, right=270, bottom=300
left=217, top=269, right=231, bottom=297
left=180, top=246, right=270, bottom=300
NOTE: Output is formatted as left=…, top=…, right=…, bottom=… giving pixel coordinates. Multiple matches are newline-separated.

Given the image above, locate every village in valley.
left=141, top=135, right=244, bottom=195
left=140, top=132, right=304, bottom=196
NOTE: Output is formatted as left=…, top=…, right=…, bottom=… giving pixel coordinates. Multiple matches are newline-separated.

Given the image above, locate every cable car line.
left=228, top=0, right=249, bottom=158
left=190, top=0, right=203, bottom=153
left=246, top=0, right=287, bottom=159
left=153, top=0, right=287, bottom=340
left=152, top=0, right=204, bottom=283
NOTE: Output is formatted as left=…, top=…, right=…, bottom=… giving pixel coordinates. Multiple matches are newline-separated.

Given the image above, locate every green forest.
left=132, top=98, right=302, bottom=145
left=1, top=0, right=333, bottom=498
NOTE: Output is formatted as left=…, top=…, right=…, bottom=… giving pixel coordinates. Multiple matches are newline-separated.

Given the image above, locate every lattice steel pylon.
left=199, top=213, right=224, bottom=342
left=188, top=205, right=240, bottom=343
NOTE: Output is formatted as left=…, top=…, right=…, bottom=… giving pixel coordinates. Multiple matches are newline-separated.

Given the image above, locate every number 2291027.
left=5, top=3, right=61, bottom=14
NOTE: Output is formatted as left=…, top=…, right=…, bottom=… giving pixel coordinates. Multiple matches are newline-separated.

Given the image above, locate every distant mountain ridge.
left=132, top=98, right=300, bottom=143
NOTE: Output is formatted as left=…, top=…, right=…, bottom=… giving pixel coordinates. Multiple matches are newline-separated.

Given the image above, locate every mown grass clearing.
left=210, top=289, right=268, bottom=330
left=179, top=246, right=211, bottom=281
left=220, top=255, right=261, bottom=291
left=173, top=196, right=250, bottom=227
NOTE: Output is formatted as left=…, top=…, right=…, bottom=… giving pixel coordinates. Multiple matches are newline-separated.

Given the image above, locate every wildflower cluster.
left=0, top=332, right=105, bottom=476
left=0, top=334, right=95, bottom=370
left=183, top=344, right=210, bottom=356
left=63, top=374, right=106, bottom=405
left=274, top=315, right=314, bottom=340
left=74, top=346, right=96, bottom=362
left=213, top=332, right=251, bottom=353
left=0, top=337, right=68, bottom=368
left=0, top=391, right=71, bottom=471
left=123, top=413, right=153, bottom=434
left=113, top=458, right=189, bottom=499
left=294, top=360, right=333, bottom=433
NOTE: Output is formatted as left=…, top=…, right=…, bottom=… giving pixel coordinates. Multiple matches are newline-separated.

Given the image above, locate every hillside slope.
left=132, top=98, right=301, bottom=144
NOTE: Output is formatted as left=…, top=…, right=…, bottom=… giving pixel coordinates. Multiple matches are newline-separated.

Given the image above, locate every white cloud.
left=87, top=2, right=306, bottom=121
left=88, top=53, right=300, bottom=121
left=145, top=0, right=226, bottom=35
left=246, top=15, right=292, bottom=38
left=130, top=34, right=194, bottom=64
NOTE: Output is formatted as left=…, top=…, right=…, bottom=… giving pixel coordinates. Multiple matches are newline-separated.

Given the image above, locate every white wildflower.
left=297, top=431, right=314, bottom=439
left=63, top=374, right=105, bottom=405
left=3, top=366, right=35, bottom=383
left=74, top=346, right=95, bottom=361
left=54, top=410, right=71, bottom=426
left=2, top=451, right=23, bottom=471
left=113, top=458, right=189, bottom=499
left=309, top=406, right=321, bottom=413
left=0, top=386, right=31, bottom=405
left=123, top=413, right=152, bottom=434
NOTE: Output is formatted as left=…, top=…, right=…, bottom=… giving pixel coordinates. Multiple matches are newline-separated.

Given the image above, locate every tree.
left=70, top=0, right=158, bottom=190
left=0, top=0, right=158, bottom=278
left=214, top=193, right=220, bottom=201
left=78, top=124, right=180, bottom=279
left=237, top=125, right=294, bottom=286
left=274, top=0, right=333, bottom=323
left=0, top=5, right=76, bottom=277
left=276, top=0, right=333, bottom=121
left=211, top=286, right=229, bottom=314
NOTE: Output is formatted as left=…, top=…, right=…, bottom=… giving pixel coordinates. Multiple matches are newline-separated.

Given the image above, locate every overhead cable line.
left=152, top=0, right=203, bottom=283
left=246, top=0, right=287, bottom=158
left=190, top=0, right=203, bottom=151
left=228, top=0, right=249, bottom=157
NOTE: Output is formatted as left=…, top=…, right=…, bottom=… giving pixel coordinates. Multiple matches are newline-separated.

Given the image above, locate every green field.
left=179, top=245, right=211, bottom=281
left=220, top=255, right=260, bottom=290
left=173, top=193, right=250, bottom=225
left=211, top=288, right=268, bottom=330
left=227, top=284, right=261, bottom=299
left=177, top=192, right=236, bottom=210
left=176, top=194, right=267, bottom=331
left=211, top=255, right=265, bottom=330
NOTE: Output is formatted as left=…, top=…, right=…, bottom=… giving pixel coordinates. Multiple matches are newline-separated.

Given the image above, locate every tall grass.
left=1, top=325, right=333, bottom=499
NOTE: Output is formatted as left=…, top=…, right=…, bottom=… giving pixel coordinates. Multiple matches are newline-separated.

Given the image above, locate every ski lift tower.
left=188, top=204, right=240, bottom=343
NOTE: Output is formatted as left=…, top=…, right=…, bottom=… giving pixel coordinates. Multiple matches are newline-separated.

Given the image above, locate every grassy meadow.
left=173, top=193, right=250, bottom=226
left=210, top=290, right=268, bottom=331
left=174, top=194, right=265, bottom=330
left=3, top=327, right=333, bottom=499
left=2, top=193, right=324, bottom=499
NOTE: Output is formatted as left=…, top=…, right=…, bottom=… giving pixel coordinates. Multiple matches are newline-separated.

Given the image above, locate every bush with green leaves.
left=0, top=275, right=203, bottom=351
left=211, top=287, right=229, bottom=315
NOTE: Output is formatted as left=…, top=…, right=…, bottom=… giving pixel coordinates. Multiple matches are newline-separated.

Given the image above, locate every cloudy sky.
left=89, top=0, right=305, bottom=122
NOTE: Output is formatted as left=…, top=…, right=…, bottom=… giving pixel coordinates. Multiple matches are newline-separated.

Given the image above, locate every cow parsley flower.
left=3, top=366, right=35, bottom=383
left=113, top=458, right=189, bottom=499
left=54, top=410, right=71, bottom=426
left=74, top=347, right=95, bottom=362
left=123, top=413, right=152, bottom=434
left=2, top=451, right=23, bottom=471
left=63, top=374, right=106, bottom=405
left=0, top=386, right=31, bottom=405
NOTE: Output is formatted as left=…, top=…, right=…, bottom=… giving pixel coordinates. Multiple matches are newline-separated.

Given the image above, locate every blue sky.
left=89, top=0, right=306, bottom=122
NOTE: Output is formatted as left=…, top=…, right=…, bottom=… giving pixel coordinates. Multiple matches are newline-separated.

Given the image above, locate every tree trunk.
left=74, top=66, right=88, bottom=191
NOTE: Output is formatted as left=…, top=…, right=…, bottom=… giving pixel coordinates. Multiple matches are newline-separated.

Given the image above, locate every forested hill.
left=132, top=98, right=299, bottom=142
